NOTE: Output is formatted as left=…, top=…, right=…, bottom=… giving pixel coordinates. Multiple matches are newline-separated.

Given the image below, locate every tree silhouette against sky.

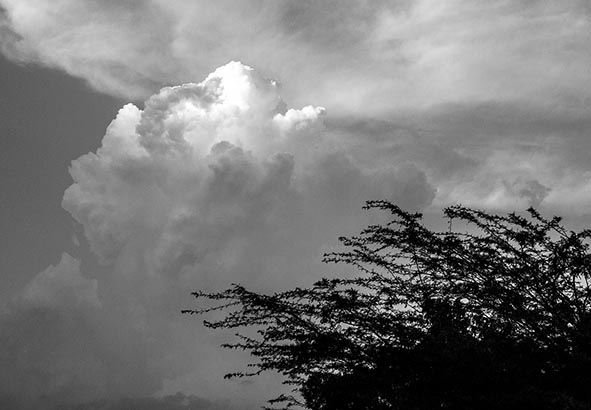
left=184, top=201, right=591, bottom=410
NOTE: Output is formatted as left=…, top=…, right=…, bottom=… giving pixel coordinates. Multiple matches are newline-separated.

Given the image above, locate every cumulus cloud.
left=62, top=62, right=434, bottom=283
left=21, top=253, right=100, bottom=309
left=5, top=55, right=589, bottom=405
left=0, top=253, right=164, bottom=410
left=64, top=62, right=307, bottom=266
left=0, top=62, right=437, bottom=409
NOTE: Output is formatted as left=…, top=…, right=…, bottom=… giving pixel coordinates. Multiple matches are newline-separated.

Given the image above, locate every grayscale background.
left=0, top=1, right=590, bottom=409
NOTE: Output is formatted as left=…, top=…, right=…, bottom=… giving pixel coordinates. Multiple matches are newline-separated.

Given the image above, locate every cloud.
left=6, top=55, right=591, bottom=406
left=0, top=61, right=437, bottom=409
left=320, top=95, right=591, bottom=213
left=59, top=60, right=433, bottom=403
left=63, top=62, right=307, bottom=265
left=3, top=0, right=590, bottom=214
left=0, top=253, right=163, bottom=410
left=62, top=61, right=434, bottom=281
left=21, top=253, right=100, bottom=309
left=505, top=178, right=551, bottom=209
left=1, top=0, right=588, bottom=114
left=0, top=0, right=178, bottom=98
left=1, top=0, right=590, bottom=407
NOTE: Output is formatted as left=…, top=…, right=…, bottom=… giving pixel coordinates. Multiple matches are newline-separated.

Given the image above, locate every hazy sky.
left=0, top=1, right=590, bottom=409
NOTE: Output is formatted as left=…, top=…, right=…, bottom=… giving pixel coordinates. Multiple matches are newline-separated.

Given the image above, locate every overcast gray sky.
left=0, top=1, right=590, bottom=409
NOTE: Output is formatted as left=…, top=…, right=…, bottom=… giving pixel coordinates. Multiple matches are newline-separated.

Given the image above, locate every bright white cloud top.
left=64, top=62, right=322, bottom=264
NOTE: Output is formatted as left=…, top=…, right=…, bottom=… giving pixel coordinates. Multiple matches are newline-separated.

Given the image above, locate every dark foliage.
left=183, top=201, right=591, bottom=410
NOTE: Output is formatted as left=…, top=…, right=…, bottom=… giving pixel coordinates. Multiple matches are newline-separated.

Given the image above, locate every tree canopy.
left=183, top=201, right=591, bottom=410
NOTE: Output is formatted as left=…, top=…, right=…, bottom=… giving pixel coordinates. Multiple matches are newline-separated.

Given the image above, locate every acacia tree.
left=183, top=201, right=591, bottom=410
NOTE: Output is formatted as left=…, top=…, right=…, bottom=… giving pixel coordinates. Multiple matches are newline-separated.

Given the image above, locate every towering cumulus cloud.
left=63, top=62, right=311, bottom=266
left=0, top=62, right=435, bottom=410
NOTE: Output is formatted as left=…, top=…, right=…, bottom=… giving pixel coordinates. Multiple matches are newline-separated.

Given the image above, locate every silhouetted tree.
left=184, top=201, right=591, bottom=410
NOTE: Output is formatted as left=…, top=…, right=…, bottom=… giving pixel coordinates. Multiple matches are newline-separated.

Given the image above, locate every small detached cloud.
left=505, top=178, right=551, bottom=209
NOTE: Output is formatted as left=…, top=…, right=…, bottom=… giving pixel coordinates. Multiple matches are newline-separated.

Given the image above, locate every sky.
left=0, top=1, right=590, bottom=409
